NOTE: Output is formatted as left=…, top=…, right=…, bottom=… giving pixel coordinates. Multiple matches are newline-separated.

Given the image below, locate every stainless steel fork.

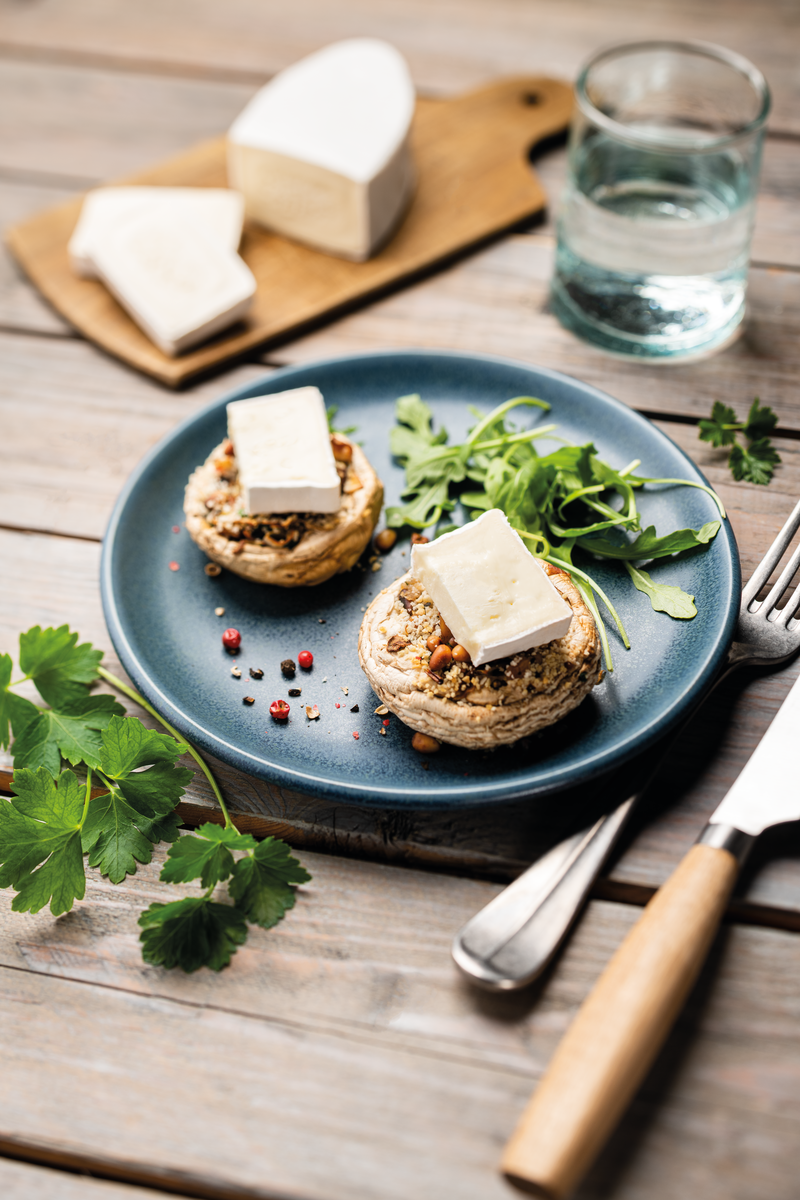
left=452, top=497, right=800, bottom=990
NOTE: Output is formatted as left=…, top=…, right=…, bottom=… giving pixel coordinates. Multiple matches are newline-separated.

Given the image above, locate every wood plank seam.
left=0, top=1137, right=302, bottom=1200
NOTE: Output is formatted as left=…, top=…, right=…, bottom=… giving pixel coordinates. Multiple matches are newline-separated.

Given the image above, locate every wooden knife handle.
left=500, top=843, right=739, bottom=1198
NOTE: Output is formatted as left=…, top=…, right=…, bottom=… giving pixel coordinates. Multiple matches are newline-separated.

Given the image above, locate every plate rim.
left=100, top=347, right=740, bottom=808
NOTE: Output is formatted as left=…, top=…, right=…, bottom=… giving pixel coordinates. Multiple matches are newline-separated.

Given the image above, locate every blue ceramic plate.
left=101, top=351, right=739, bottom=808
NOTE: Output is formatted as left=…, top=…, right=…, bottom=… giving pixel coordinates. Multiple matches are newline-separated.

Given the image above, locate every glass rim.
left=575, top=39, right=771, bottom=152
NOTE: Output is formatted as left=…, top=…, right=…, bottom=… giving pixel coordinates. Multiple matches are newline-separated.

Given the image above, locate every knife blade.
left=500, top=668, right=800, bottom=1200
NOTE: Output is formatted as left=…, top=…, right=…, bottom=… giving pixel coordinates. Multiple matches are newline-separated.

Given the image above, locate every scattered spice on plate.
left=204, top=563, right=222, bottom=577
left=215, top=607, right=225, bottom=617
left=269, top=700, right=290, bottom=721
left=243, top=696, right=255, bottom=706
left=305, top=704, right=320, bottom=720
left=374, top=704, right=389, bottom=715
left=352, top=731, right=360, bottom=740
left=382, top=719, right=390, bottom=727
left=230, top=665, right=241, bottom=678
left=298, top=650, right=313, bottom=669
left=288, top=687, right=302, bottom=697
left=169, top=561, right=180, bottom=571
left=172, top=525, right=180, bottom=534
left=341, top=686, right=349, bottom=695
left=249, top=667, right=264, bottom=680
left=318, top=618, right=326, bottom=624
left=222, top=628, right=241, bottom=651
left=350, top=704, right=359, bottom=713
left=335, top=702, right=341, bottom=708
left=380, top=727, right=387, bottom=736
left=281, top=658, right=296, bottom=678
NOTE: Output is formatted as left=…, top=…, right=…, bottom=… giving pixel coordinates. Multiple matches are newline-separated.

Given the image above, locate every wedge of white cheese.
left=89, top=209, right=256, bottom=357
left=227, top=387, right=341, bottom=515
left=410, top=509, right=573, bottom=666
left=227, top=38, right=415, bottom=261
left=69, top=187, right=245, bottom=279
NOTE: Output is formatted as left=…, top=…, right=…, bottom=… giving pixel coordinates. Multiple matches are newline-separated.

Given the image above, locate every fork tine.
left=758, top=539, right=800, bottom=618
left=742, top=496, right=800, bottom=608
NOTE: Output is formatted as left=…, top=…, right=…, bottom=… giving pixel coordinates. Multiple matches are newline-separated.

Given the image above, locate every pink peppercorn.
left=297, top=650, right=313, bottom=669
left=222, top=628, right=241, bottom=651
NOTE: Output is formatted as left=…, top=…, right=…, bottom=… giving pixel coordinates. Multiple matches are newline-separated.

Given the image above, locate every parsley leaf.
left=99, top=715, right=183, bottom=776
left=698, top=402, right=740, bottom=448
left=12, top=694, right=123, bottom=774
left=139, top=897, right=249, bottom=972
left=229, top=837, right=311, bottom=929
left=0, top=654, right=39, bottom=750
left=743, top=397, right=778, bottom=441
left=699, top=398, right=780, bottom=485
left=82, top=786, right=180, bottom=884
left=625, top=564, right=697, bottom=619
left=160, top=824, right=256, bottom=889
left=19, top=625, right=103, bottom=709
left=80, top=716, right=191, bottom=883
left=0, top=769, right=86, bottom=915
left=729, top=438, right=781, bottom=485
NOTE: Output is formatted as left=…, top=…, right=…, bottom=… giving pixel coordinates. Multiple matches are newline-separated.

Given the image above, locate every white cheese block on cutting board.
left=227, top=387, right=341, bottom=515
left=410, top=509, right=573, bottom=666
left=227, top=38, right=415, bottom=261
left=69, top=187, right=245, bottom=278
left=90, top=209, right=256, bottom=357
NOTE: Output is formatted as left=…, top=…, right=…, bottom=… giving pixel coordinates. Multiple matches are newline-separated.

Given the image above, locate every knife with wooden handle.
left=500, top=669, right=800, bottom=1198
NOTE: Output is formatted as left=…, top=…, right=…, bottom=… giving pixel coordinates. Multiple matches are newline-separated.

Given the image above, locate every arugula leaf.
left=139, top=897, right=249, bottom=972
left=229, top=837, right=311, bottom=929
left=0, top=769, right=86, bottom=915
left=577, top=522, right=721, bottom=562
left=19, top=625, right=103, bottom=709
left=0, top=654, right=39, bottom=750
left=12, top=694, right=123, bottom=774
left=729, top=438, right=781, bottom=485
left=625, top=564, right=697, bottom=619
left=160, top=824, right=256, bottom=889
left=326, top=405, right=357, bottom=437
left=743, top=397, right=778, bottom=441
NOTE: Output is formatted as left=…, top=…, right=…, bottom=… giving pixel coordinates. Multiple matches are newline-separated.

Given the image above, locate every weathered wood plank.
left=0, top=182, right=75, bottom=336
left=1, top=0, right=798, bottom=132
left=0, top=855, right=796, bottom=1200
left=266, top=237, right=800, bottom=425
left=0, top=524, right=799, bottom=919
left=0, top=1157, right=179, bottom=1200
left=0, top=334, right=268, bottom=540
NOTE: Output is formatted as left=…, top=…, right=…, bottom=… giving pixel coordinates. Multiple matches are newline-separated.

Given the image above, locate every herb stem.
left=80, top=768, right=93, bottom=825
left=631, top=477, right=726, bottom=519
left=97, top=667, right=235, bottom=830
left=466, top=396, right=550, bottom=446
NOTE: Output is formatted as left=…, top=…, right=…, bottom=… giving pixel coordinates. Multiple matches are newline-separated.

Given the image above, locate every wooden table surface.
left=2, top=2, right=800, bottom=1197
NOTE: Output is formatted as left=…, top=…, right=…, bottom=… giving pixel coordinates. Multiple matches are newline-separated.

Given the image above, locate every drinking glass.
left=550, top=41, right=770, bottom=359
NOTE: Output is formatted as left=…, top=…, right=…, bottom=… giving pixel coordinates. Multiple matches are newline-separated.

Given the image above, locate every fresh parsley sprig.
left=698, top=398, right=780, bottom=485
left=388, top=396, right=726, bottom=670
left=0, top=626, right=310, bottom=971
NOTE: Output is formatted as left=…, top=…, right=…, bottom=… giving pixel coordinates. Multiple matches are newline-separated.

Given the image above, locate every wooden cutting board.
left=6, top=76, right=571, bottom=388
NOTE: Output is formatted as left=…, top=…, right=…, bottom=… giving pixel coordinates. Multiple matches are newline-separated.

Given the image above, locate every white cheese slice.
left=227, top=387, right=341, bottom=515
left=89, top=209, right=256, bottom=357
left=227, top=38, right=415, bottom=261
left=410, top=509, right=573, bottom=666
left=69, top=187, right=245, bottom=279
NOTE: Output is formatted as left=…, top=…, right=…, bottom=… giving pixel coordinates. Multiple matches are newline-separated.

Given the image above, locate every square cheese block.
left=89, top=209, right=256, bottom=357
left=410, top=509, right=573, bottom=666
left=227, top=387, right=341, bottom=515
left=227, top=38, right=415, bottom=261
left=69, top=187, right=245, bottom=279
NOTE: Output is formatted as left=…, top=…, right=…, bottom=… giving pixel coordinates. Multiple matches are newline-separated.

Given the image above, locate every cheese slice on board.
left=227, top=387, right=341, bottom=515
left=69, top=187, right=245, bottom=278
left=227, top=38, right=415, bottom=261
left=90, top=210, right=256, bottom=357
left=410, top=509, right=573, bottom=666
